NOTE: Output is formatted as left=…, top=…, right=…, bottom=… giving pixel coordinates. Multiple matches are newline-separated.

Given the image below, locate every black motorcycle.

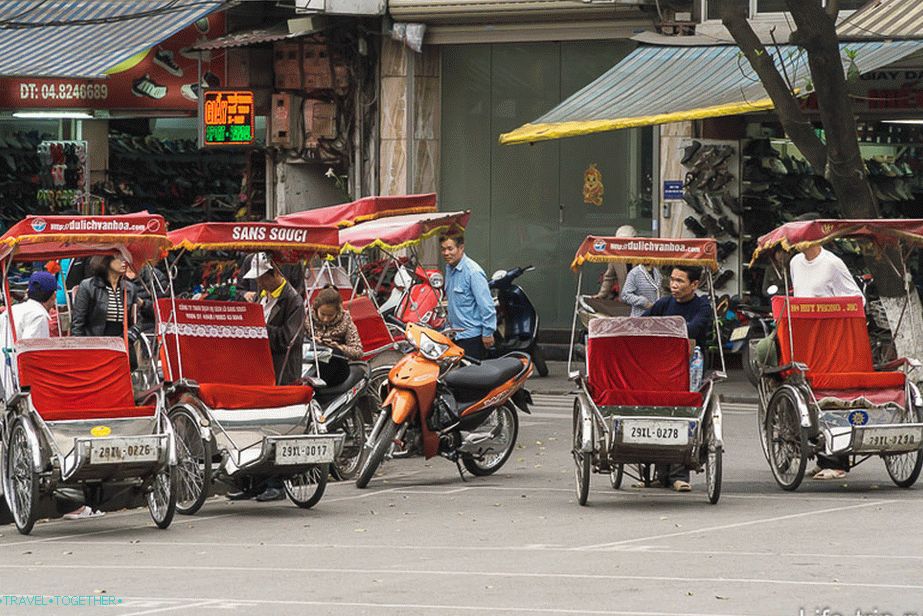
left=490, top=266, right=548, bottom=377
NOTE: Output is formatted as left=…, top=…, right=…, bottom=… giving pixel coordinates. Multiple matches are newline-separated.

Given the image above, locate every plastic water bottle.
left=689, top=346, right=704, bottom=392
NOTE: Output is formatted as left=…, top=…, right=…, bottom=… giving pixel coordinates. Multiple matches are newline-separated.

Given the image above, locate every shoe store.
left=0, top=11, right=268, bottom=230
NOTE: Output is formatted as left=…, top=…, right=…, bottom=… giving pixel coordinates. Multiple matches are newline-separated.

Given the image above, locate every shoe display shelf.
left=677, top=138, right=742, bottom=297
left=107, top=132, right=259, bottom=227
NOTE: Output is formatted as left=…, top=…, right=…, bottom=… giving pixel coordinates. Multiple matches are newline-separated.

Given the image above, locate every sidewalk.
left=528, top=361, right=759, bottom=404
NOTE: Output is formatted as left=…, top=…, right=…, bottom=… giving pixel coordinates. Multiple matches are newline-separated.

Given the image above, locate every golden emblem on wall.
left=583, top=163, right=604, bottom=206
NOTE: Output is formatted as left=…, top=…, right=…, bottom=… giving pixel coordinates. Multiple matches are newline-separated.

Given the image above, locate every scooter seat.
left=444, top=357, right=523, bottom=396
left=314, top=363, right=369, bottom=403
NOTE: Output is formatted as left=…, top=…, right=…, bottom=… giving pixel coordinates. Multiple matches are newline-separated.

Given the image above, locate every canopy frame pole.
left=707, top=270, right=726, bottom=375
left=783, top=268, right=796, bottom=368
left=567, top=270, right=583, bottom=376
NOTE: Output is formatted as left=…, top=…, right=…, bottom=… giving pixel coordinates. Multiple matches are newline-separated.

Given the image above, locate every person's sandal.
left=813, top=468, right=847, bottom=480
left=672, top=480, right=692, bottom=492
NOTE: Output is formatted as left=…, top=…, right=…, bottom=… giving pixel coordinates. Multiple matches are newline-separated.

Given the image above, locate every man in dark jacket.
left=243, top=252, right=305, bottom=386
left=237, top=253, right=306, bottom=503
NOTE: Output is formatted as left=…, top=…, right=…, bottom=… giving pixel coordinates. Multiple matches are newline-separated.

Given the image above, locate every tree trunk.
left=785, top=1, right=880, bottom=219
left=720, top=0, right=922, bottom=376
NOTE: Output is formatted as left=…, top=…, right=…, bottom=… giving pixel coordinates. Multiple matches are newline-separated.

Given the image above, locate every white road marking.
left=0, top=513, right=237, bottom=549
left=29, top=538, right=923, bottom=562
left=119, top=599, right=220, bottom=616
left=109, top=595, right=753, bottom=616
left=575, top=499, right=896, bottom=550
left=1, top=563, right=921, bottom=591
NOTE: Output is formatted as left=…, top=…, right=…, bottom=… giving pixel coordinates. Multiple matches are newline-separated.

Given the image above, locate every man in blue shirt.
left=643, top=264, right=713, bottom=492
left=441, top=235, right=497, bottom=360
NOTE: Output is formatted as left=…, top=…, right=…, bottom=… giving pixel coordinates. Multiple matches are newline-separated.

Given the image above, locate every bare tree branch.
left=826, top=0, right=839, bottom=21
left=719, top=0, right=828, bottom=170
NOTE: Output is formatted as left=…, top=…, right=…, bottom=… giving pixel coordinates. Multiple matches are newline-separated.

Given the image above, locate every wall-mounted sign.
left=199, top=89, right=255, bottom=147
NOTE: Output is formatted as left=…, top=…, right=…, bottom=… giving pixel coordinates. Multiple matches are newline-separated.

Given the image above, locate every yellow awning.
left=500, top=41, right=923, bottom=145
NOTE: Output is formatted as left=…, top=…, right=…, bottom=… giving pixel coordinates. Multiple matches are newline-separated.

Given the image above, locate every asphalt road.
left=1, top=387, right=922, bottom=616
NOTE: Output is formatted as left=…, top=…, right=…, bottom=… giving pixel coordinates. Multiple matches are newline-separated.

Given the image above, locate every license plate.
left=90, top=438, right=160, bottom=464
left=275, top=438, right=336, bottom=465
left=730, top=325, right=750, bottom=342
left=621, top=419, right=688, bottom=446
left=858, top=426, right=923, bottom=452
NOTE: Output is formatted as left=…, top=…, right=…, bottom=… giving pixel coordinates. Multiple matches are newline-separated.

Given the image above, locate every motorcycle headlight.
left=418, top=331, right=449, bottom=360
left=429, top=272, right=444, bottom=289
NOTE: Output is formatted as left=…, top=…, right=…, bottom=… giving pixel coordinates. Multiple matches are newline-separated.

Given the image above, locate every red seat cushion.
left=808, top=371, right=905, bottom=390
left=344, top=296, right=395, bottom=358
left=197, top=383, right=313, bottom=410
left=40, top=405, right=156, bottom=422
left=587, top=316, right=698, bottom=408
left=16, top=338, right=152, bottom=422
left=592, top=388, right=703, bottom=407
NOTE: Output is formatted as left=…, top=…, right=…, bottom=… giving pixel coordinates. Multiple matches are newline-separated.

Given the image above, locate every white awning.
left=0, top=1, right=226, bottom=78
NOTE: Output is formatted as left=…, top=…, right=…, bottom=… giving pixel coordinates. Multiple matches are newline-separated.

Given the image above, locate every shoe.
left=180, top=72, right=221, bottom=101
left=684, top=216, right=707, bottom=238
left=226, top=490, right=253, bottom=501
left=683, top=191, right=705, bottom=215
left=761, top=156, right=788, bottom=175
left=153, top=49, right=183, bottom=77
left=718, top=215, right=738, bottom=236
left=700, top=214, right=724, bottom=238
left=672, top=480, right=692, bottom=492
left=680, top=140, right=702, bottom=166
left=717, top=240, right=737, bottom=261
left=708, top=171, right=734, bottom=192
left=713, top=269, right=735, bottom=289
left=812, top=468, right=847, bottom=480
left=255, top=487, right=285, bottom=502
left=722, top=194, right=743, bottom=215
left=704, top=192, right=724, bottom=215
left=132, top=74, right=167, bottom=99
left=63, top=506, right=105, bottom=520
left=743, top=161, right=771, bottom=182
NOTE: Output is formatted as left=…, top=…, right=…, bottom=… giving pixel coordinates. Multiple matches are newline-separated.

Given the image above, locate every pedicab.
left=568, top=236, right=726, bottom=505
left=160, top=221, right=346, bottom=513
left=750, top=219, right=923, bottom=491
left=0, top=213, right=177, bottom=534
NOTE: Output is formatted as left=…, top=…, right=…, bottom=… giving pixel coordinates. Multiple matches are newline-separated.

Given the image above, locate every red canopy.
left=168, top=222, right=339, bottom=260
left=338, top=211, right=470, bottom=253
left=751, top=218, right=923, bottom=265
left=0, top=213, right=169, bottom=264
left=276, top=193, right=437, bottom=228
left=571, top=236, right=719, bottom=271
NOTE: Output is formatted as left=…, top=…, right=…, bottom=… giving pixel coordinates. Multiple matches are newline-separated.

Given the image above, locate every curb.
left=720, top=394, right=759, bottom=404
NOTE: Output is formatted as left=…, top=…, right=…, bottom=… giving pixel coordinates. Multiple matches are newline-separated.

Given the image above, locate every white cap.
left=615, top=225, right=638, bottom=238
left=243, top=252, right=274, bottom=279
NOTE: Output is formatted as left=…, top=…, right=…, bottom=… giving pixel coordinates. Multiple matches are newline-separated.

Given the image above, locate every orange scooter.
left=355, top=323, right=533, bottom=488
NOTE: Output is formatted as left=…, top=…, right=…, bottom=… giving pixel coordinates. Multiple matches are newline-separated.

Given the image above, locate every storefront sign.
left=200, top=90, right=255, bottom=147
left=0, top=13, right=226, bottom=111
left=801, top=68, right=923, bottom=115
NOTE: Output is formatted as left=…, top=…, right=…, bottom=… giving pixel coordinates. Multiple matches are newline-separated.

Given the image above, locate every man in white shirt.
left=789, top=245, right=864, bottom=305
left=1, top=271, right=58, bottom=396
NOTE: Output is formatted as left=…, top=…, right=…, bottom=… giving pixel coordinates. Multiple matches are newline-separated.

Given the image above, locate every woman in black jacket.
left=71, top=255, right=140, bottom=337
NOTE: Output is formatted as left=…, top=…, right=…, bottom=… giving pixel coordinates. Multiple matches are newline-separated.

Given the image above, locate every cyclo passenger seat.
left=344, top=295, right=395, bottom=360
left=772, top=295, right=905, bottom=405
left=586, top=316, right=702, bottom=408
left=16, top=337, right=155, bottom=420
left=157, top=299, right=313, bottom=410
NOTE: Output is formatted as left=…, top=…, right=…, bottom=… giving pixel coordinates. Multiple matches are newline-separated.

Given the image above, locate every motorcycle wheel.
left=356, top=418, right=399, bottom=489
left=462, top=403, right=519, bottom=476
left=330, top=407, right=367, bottom=481
left=531, top=343, right=549, bottom=378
